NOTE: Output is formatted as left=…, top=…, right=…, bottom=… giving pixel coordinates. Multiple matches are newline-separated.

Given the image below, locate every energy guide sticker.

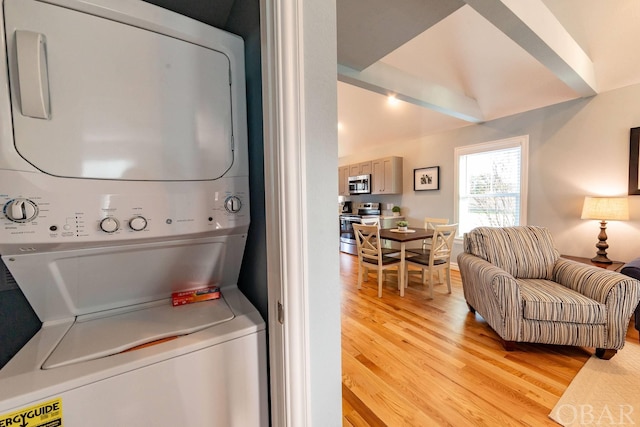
left=0, top=398, right=63, bottom=427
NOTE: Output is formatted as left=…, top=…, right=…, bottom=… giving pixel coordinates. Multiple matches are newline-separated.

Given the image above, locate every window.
left=455, top=136, right=528, bottom=236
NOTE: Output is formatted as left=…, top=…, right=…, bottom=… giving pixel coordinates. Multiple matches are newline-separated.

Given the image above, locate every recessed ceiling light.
left=337, top=122, right=343, bottom=131
left=387, top=95, right=400, bottom=107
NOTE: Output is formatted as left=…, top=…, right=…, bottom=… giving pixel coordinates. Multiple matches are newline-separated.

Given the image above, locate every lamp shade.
left=581, top=197, right=629, bottom=221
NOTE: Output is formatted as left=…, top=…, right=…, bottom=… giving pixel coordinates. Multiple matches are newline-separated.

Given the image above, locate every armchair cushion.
left=464, top=226, right=558, bottom=280
left=518, top=278, right=606, bottom=324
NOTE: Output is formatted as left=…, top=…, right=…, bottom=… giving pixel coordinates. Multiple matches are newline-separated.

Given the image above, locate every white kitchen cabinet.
left=349, top=161, right=372, bottom=177
left=371, top=156, right=402, bottom=194
left=338, top=165, right=350, bottom=196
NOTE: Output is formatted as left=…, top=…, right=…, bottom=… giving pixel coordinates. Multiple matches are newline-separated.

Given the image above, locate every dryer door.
left=4, top=0, right=235, bottom=181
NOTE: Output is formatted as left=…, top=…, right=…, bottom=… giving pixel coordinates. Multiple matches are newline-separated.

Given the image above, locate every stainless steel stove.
left=339, top=203, right=381, bottom=254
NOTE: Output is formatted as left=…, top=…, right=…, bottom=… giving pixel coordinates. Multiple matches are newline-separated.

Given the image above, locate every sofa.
left=457, top=226, right=640, bottom=359
left=620, top=257, right=640, bottom=339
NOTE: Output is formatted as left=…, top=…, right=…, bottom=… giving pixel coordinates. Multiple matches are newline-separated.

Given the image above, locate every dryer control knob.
left=4, top=198, right=38, bottom=222
left=100, top=217, right=120, bottom=233
left=129, top=216, right=148, bottom=231
left=224, top=196, right=242, bottom=213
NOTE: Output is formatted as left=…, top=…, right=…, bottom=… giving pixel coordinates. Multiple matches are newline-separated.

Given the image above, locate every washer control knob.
left=224, top=196, right=242, bottom=213
left=100, top=217, right=120, bottom=233
left=129, top=216, right=148, bottom=231
left=4, top=198, right=38, bottom=222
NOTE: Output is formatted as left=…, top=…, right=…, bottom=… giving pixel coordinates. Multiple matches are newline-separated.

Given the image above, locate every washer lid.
left=42, top=297, right=234, bottom=369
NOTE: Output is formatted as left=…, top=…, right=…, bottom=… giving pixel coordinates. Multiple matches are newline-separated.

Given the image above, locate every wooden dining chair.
left=353, top=223, right=402, bottom=297
left=406, top=217, right=449, bottom=256
left=405, top=217, right=449, bottom=283
left=359, top=217, right=379, bottom=226
left=405, top=223, right=457, bottom=299
left=360, top=217, right=401, bottom=256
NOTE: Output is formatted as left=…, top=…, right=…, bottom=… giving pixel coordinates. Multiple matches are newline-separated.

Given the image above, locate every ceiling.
left=337, top=0, right=640, bottom=157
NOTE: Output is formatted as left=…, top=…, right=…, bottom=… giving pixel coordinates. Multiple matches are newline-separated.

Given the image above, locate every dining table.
left=379, top=227, right=434, bottom=296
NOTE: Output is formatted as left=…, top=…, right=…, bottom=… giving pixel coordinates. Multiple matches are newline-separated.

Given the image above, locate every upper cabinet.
left=338, top=165, right=350, bottom=196
left=371, top=156, right=402, bottom=194
left=338, top=156, right=402, bottom=195
left=349, top=161, right=372, bottom=176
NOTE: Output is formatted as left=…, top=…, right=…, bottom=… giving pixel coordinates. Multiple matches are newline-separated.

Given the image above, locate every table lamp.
left=581, top=196, right=629, bottom=263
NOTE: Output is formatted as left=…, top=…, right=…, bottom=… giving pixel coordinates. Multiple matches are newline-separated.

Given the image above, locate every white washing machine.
left=0, top=0, right=268, bottom=425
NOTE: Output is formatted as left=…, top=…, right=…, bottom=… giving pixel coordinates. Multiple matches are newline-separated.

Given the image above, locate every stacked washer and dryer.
left=0, top=0, right=267, bottom=425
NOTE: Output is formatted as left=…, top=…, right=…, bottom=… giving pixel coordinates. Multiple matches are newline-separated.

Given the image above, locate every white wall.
left=340, top=83, right=640, bottom=263
left=302, top=1, right=343, bottom=425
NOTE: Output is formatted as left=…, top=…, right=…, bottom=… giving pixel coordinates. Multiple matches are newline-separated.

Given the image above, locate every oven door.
left=339, top=216, right=359, bottom=254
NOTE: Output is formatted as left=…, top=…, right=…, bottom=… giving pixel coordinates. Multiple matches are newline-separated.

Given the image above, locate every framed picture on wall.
left=630, top=127, right=640, bottom=195
left=414, top=166, right=439, bottom=191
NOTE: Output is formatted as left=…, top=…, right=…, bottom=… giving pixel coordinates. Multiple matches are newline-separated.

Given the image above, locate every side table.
left=561, top=255, right=624, bottom=272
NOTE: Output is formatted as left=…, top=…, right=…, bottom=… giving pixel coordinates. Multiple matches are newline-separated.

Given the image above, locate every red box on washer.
left=172, top=285, right=221, bottom=306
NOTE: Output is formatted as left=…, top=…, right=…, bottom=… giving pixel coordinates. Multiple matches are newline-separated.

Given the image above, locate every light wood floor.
left=340, top=252, right=636, bottom=426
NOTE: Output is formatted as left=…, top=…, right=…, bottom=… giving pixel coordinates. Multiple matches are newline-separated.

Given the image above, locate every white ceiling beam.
left=464, top=0, right=597, bottom=97
left=338, top=63, right=484, bottom=123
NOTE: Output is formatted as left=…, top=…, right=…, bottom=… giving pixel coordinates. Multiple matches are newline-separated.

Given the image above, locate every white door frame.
left=260, top=1, right=310, bottom=425
left=260, top=0, right=341, bottom=426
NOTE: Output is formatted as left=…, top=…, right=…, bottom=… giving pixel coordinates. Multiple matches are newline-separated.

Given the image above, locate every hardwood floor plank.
left=343, top=351, right=443, bottom=426
left=340, top=252, right=606, bottom=426
left=343, top=319, right=473, bottom=425
left=342, top=383, right=387, bottom=427
left=381, top=320, right=563, bottom=410
left=343, top=317, right=521, bottom=426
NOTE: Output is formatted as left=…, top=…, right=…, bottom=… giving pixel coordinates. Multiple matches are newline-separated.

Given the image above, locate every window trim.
left=454, top=135, right=529, bottom=239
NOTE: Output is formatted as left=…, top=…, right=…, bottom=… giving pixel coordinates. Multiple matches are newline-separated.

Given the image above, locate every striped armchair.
left=457, top=226, right=640, bottom=359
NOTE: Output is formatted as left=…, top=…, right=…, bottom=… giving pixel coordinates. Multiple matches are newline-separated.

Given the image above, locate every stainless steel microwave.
left=348, top=174, right=371, bottom=194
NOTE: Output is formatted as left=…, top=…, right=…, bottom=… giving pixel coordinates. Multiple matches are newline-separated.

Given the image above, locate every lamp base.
left=591, top=254, right=613, bottom=264
left=591, top=220, right=613, bottom=264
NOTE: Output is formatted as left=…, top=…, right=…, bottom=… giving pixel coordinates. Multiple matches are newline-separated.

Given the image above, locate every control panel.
left=0, top=171, right=250, bottom=254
